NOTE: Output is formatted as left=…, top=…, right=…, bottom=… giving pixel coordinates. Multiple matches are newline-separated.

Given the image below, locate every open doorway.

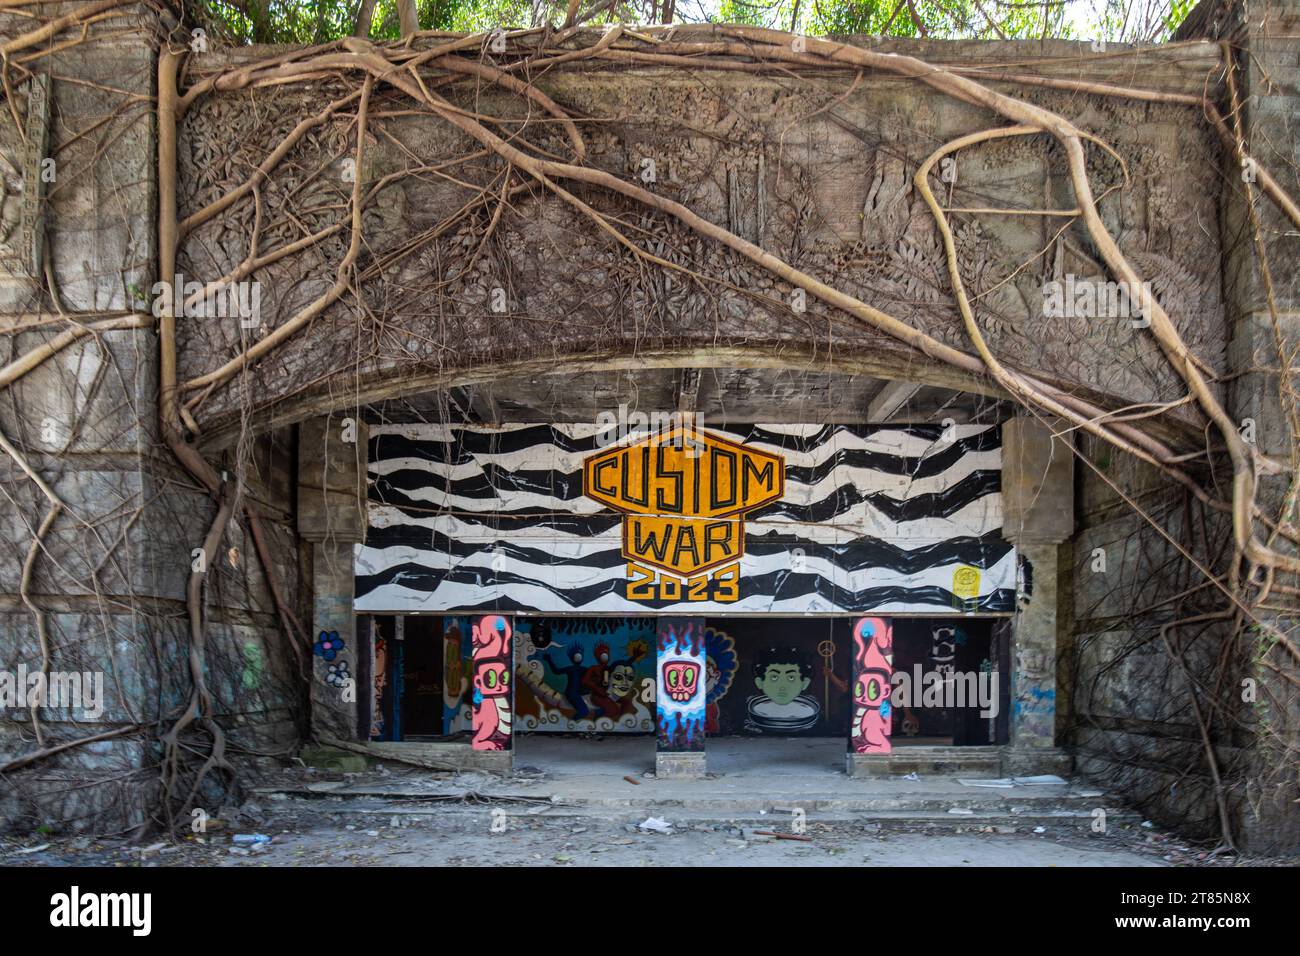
left=401, top=617, right=443, bottom=739
left=699, top=617, right=849, bottom=776
left=359, top=614, right=459, bottom=742
left=511, top=616, right=657, bottom=774
left=702, top=616, right=1008, bottom=773
left=889, top=618, right=1009, bottom=746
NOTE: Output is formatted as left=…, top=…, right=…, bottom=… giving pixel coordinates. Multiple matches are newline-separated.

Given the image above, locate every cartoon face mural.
left=851, top=616, right=893, bottom=754
left=656, top=619, right=706, bottom=752
left=746, top=647, right=820, bottom=733
left=756, top=660, right=809, bottom=705
left=471, top=615, right=512, bottom=751
left=516, top=619, right=655, bottom=732
left=475, top=660, right=510, bottom=698
left=663, top=660, right=700, bottom=702
left=608, top=661, right=638, bottom=702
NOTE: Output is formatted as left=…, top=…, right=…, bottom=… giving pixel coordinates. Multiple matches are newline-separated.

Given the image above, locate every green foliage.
left=193, top=0, right=1197, bottom=46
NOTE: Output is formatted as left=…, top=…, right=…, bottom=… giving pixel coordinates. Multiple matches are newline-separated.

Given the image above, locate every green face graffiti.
left=755, top=663, right=810, bottom=706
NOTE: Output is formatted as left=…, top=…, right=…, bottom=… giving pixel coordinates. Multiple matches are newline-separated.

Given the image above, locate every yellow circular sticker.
left=952, top=566, right=981, bottom=599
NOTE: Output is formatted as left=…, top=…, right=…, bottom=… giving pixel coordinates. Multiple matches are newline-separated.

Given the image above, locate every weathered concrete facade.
left=0, top=1, right=1296, bottom=852
left=0, top=6, right=303, bottom=832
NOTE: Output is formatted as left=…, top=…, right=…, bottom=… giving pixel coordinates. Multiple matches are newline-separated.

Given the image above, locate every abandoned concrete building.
left=0, top=0, right=1297, bottom=855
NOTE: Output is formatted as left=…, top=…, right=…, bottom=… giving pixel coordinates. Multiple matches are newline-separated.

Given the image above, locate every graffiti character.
left=745, top=647, right=820, bottom=733
left=582, top=642, right=619, bottom=718
left=604, top=641, right=648, bottom=717
left=656, top=621, right=705, bottom=752
left=663, top=659, right=700, bottom=702
left=543, top=643, right=591, bottom=719
left=472, top=615, right=512, bottom=750
left=473, top=615, right=510, bottom=659
left=475, top=659, right=510, bottom=698
left=852, top=617, right=892, bottom=754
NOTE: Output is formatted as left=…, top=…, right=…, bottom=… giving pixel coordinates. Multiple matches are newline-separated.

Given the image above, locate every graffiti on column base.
left=472, top=615, right=512, bottom=751
left=851, top=616, right=893, bottom=754
left=656, top=619, right=705, bottom=752
left=1013, top=685, right=1054, bottom=740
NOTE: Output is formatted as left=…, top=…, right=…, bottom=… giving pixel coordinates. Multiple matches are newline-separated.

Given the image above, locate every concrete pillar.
left=846, top=616, right=893, bottom=777
left=471, top=615, right=513, bottom=752
left=1001, top=416, right=1073, bottom=775
left=298, top=414, right=368, bottom=740
left=1214, top=0, right=1300, bottom=854
left=655, top=617, right=706, bottom=777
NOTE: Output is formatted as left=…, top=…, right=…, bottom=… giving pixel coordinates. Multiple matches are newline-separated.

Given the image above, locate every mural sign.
left=583, top=425, right=784, bottom=604
left=356, top=422, right=1014, bottom=614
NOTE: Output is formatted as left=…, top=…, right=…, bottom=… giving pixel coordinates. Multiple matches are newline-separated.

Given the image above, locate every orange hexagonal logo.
left=583, top=426, right=784, bottom=579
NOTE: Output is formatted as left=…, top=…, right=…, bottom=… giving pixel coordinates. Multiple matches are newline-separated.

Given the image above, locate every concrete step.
left=252, top=785, right=1109, bottom=813
left=260, top=799, right=1139, bottom=832
left=252, top=784, right=1133, bottom=831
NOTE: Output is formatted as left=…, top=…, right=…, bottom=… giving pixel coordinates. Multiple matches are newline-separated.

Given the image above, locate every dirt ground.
left=3, top=747, right=1288, bottom=868
left=0, top=801, right=1276, bottom=868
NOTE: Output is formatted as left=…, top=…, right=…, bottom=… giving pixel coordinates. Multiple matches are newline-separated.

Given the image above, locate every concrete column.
left=471, top=615, right=513, bottom=752
left=655, top=617, right=706, bottom=777
left=846, top=616, right=893, bottom=777
left=298, top=414, right=368, bottom=741
left=1001, top=416, right=1073, bottom=775
left=1215, top=0, right=1300, bottom=853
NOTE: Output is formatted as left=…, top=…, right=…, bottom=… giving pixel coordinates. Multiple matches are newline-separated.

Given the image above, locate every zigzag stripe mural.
left=354, top=422, right=1015, bottom=614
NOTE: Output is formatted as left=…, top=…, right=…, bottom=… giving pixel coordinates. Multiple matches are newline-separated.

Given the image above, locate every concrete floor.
left=515, top=734, right=845, bottom=776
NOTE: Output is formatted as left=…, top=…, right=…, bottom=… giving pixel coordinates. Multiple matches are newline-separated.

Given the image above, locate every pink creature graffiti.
left=472, top=615, right=512, bottom=751
left=663, top=660, right=700, bottom=703
left=852, top=617, right=893, bottom=754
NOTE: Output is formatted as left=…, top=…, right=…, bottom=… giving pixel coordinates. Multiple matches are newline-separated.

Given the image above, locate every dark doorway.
left=401, top=617, right=443, bottom=738
left=890, top=618, right=1007, bottom=745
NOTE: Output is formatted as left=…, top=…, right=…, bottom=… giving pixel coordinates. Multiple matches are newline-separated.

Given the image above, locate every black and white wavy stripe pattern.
left=355, top=422, right=1014, bottom=614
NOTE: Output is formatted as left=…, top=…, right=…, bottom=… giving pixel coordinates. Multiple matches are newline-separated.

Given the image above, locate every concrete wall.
left=0, top=3, right=1296, bottom=849
left=174, top=39, right=1229, bottom=446
left=0, top=11, right=305, bottom=833
left=1057, top=0, right=1300, bottom=858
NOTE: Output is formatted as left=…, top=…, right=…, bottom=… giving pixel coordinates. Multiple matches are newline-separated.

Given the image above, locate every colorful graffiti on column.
left=471, top=615, right=512, bottom=750
left=442, top=617, right=472, bottom=735
left=851, top=616, right=893, bottom=754
left=656, top=619, right=705, bottom=752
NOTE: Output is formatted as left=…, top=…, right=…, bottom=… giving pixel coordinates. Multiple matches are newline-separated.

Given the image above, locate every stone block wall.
left=0, top=12, right=306, bottom=833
